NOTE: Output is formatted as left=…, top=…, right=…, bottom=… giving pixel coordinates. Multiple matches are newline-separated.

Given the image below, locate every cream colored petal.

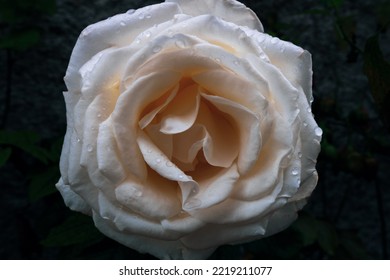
left=93, top=212, right=215, bottom=259
left=193, top=69, right=268, bottom=113
left=112, top=71, right=181, bottom=179
left=115, top=170, right=181, bottom=220
left=254, top=33, right=313, bottom=102
left=144, top=124, right=173, bottom=160
left=159, top=84, right=201, bottom=134
left=172, top=124, right=205, bottom=164
left=65, top=2, right=181, bottom=92
left=55, top=179, right=91, bottom=215
left=97, top=192, right=181, bottom=240
left=232, top=112, right=294, bottom=200
left=200, top=93, right=261, bottom=175
left=96, top=118, right=127, bottom=184
left=139, top=84, right=179, bottom=129
left=166, top=0, right=264, bottom=31
left=181, top=219, right=268, bottom=250
left=246, top=53, right=301, bottom=124
left=137, top=130, right=199, bottom=205
left=161, top=213, right=205, bottom=234
left=196, top=101, right=239, bottom=168
left=185, top=163, right=239, bottom=210
left=189, top=185, right=287, bottom=224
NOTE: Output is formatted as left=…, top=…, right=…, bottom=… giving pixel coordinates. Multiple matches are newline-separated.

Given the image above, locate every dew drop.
left=87, top=144, right=93, bottom=152
left=166, top=161, right=173, bottom=167
left=178, top=174, right=184, bottom=179
left=76, top=138, right=81, bottom=143
left=233, top=59, right=240, bottom=66
left=175, top=39, right=186, bottom=48
left=298, top=152, right=302, bottom=158
left=315, top=127, right=323, bottom=137
left=120, top=21, right=126, bottom=27
left=184, top=198, right=201, bottom=210
left=303, top=122, right=308, bottom=127
left=214, top=57, right=221, bottom=63
left=307, top=106, right=312, bottom=113
left=271, top=37, right=278, bottom=44
left=135, top=38, right=141, bottom=44
left=126, top=9, right=135, bottom=14
left=138, top=13, right=145, bottom=20
left=152, top=45, right=162, bottom=53
left=146, top=14, right=152, bottom=19
left=144, top=31, right=151, bottom=38
left=97, top=113, right=102, bottom=118
left=156, top=158, right=161, bottom=164
left=291, top=167, right=299, bottom=176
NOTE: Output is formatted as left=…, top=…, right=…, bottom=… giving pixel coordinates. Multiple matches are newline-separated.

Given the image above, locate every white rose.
left=57, top=0, right=322, bottom=259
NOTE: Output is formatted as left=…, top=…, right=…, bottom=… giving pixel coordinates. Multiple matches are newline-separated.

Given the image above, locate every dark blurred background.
left=0, top=0, right=389, bottom=260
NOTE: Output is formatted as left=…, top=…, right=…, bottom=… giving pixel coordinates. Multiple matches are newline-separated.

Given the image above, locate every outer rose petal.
left=167, top=0, right=264, bottom=32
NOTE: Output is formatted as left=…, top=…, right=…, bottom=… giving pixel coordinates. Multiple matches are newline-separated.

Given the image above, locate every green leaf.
left=0, top=147, right=12, bottom=167
left=364, top=36, right=390, bottom=130
left=29, top=166, right=60, bottom=201
left=41, top=214, right=104, bottom=247
left=316, top=220, right=339, bottom=255
left=0, top=130, right=49, bottom=163
left=0, top=29, right=40, bottom=51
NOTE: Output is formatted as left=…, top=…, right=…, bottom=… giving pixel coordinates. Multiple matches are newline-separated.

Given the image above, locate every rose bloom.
left=57, top=0, right=322, bottom=259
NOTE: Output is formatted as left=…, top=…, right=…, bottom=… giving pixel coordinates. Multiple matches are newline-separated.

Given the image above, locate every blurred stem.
left=375, top=179, right=388, bottom=259
left=1, top=49, right=13, bottom=129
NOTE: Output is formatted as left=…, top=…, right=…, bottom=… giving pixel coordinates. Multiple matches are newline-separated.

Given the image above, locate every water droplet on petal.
left=146, top=14, right=152, bottom=19
left=175, top=39, right=185, bottom=48
left=152, top=45, right=162, bottom=53
left=178, top=174, right=184, bottom=180
left=138, top=13, right=145, bottom=20
left=87, top=144, right=93, bottom=152
left=120, top=21, right=126, bottom=27
left=315, top=127, right=323, bottom=137
left=76, top=138, right=81, bottom=143
left=214, top=58, right=221, bottom=63
left=144, top=31, right=151, bottom=38
left=126, top=9, right=135, bottom=14
left=271, top=37, right=278, bottom=44
left=166, top=161, right=173, bottom=167
left=298, top=152, right=302, bottom=158
left=307, top=106, right=312, bottom=113
left=135, top=38, right=141, bottom=44
left=303, top=122, right=308, bottom=127
left=97, top=113, right=102, bottom=118
left=233, top=59, right=240, bottom=66
left=184, top=198, right=201, bottom=210
left=291, top=167, right=299, bottom=176
left=156, top=158, right=161, bottom=164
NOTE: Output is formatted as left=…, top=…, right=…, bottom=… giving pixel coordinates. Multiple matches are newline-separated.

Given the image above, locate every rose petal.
left=137, top=130, right=200, bottom=205
left=115, top=171, right=181, bottom=220
left=161, top=213, right=205, bottom=234
left=65, top=2, right=181, bottom=92
left=97, top=192, right=181, bottom=240
left=181, top=219, right=268, bottom=250
left=252, top=33, right=313, bottom=102
left=194, top=101, right=239, bottom=168
left=56, top=179, right=91, bottom=215
left=200, top=93, right=262, bottom=174
left=93, top=212, right=214, bottom=259
left=185, top=163, right=239, bottom=210
left=112, top=71, right=181, bottom=179
left=159, top=84, right=201, bottom=134
left=166, top=0, right=264, bottom=32
left=144, top=124, right=173, bottom=160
